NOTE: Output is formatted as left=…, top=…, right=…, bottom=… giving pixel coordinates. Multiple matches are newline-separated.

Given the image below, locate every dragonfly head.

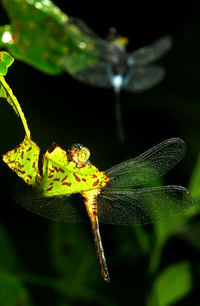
left=116, top=36, right=129, bottom=47
left=107, top=27, right=129, bottom=47
left=68, top=144, right=90, bottom=168
left=68, top=144, right=109, bottom=192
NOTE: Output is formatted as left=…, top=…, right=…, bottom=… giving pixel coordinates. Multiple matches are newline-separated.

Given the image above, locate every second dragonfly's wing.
left=128, top=35, right=172, bottom=66
left=106, top=138, right=186, bottom=188
left=65, top=61, right=113, bottom=88
left=123, top=65, right=165, bottom=92
left=67, top=17, right=100, bottom=39
left=98, top=185, right=192, bottom=225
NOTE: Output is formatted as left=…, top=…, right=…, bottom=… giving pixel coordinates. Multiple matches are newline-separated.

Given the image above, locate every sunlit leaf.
left=0, top=51, right=14, bottom=75
left=0, top=0, right=98, bottom=74
left=0, top=52, right=31, bottom=138
left=3, top=136, right=40, bottom=186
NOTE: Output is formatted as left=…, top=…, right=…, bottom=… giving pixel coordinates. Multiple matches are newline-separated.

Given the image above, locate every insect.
left=0, top=0, right=172, bottom=142
left=63, top=19, right=172, bottom=142
left=0, top=0, right=172, bottom=90
left=63, top=20, right=172, bottom=94
left=4, top=138, right=193, bottom=282
left=0, top=52, right=192, bottom=282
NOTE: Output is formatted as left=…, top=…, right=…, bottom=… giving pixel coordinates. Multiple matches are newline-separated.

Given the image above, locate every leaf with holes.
left=0, top=0, right=98, bottom=74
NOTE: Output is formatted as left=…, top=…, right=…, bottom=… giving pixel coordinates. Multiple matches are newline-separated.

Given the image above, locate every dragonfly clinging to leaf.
left=0, top=0, right=172, bottom=142
left=0, top=52, right=192, bottom=282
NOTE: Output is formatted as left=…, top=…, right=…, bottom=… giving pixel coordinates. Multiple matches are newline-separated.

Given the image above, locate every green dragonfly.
left=1, top=52, right=192, bottom=282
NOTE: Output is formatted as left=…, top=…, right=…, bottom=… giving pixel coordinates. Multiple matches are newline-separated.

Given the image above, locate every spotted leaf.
left=39, top=145, right=109, bottom=197
left=0, top=0, right=98, bottom=74
left=3, top=136, right=40, bottom=185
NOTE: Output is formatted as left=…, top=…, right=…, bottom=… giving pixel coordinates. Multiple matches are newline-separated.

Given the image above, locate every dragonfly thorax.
left=110, top=42, right=128, bottom=74
left=108, top=42, right=131, bottom=92
left=111, top=75, right=123, bottom=93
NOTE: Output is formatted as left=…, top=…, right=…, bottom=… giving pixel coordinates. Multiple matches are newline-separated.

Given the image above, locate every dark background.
left=0, top=1, right=200, bottom=305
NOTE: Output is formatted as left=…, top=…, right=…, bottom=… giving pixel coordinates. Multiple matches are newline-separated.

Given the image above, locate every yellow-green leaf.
left=3, top=136, right=40, bottom=185
left=0, top=51, right=14, bottom=75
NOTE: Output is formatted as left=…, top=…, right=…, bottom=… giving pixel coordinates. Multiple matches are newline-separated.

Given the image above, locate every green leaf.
left=189, top=153, right=200, bottom=199
left=1, top=0, right=98, bottom=74
left=149, top=211, right=193, bottom=275
left=0, top=66, right=31, bottom=138
left=0, top=51, right=14, bottom=75
left=3, top=136, right=41, bottom=186
left=0, top=270, right=31, bottom=306
left=149, top=261, right=192, bottom=306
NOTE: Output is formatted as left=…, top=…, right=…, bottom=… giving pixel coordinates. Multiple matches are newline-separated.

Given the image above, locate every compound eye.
left=77, top=147, right=90, bottom=163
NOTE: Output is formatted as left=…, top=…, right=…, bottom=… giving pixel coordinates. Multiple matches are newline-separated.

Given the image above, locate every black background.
left=0, top=1, right=200, bottom=305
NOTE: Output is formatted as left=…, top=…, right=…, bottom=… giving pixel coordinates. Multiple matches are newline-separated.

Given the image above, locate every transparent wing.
left=98, top=186, right=192, bottom=225
left=106, top=138, right=186, bottom=188
left=123, top=65, right=165, bottom=92
left=66, top=17, right=110, bottom=59
left=69, top=61, right=112, bottom=88
left=129, top=35, right=172, bottom=66
left=67, top=17, right=99, bottom=39
left=13, top=183, right=83, bottom=222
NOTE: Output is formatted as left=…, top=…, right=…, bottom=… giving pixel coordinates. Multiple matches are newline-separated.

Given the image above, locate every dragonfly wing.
left=67, top=17, right=99, bottom=39
left=129, top=35, right=172, bottom=66
left=66, top=17, right=110, bottom=59
left=67, top=61, right=112, bottom=88
left=106, top=138, right=186, bottom=188
left=98, top=186, right=192, bottom=225
left=123, top=65, right=165, bottom=92
left=13, top=183, right=83, bottom=222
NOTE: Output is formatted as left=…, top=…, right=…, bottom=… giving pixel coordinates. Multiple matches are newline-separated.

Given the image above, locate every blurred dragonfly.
left=0, top=0, right=172, bottom=142
left=12, top=138, right=192, bottom=282
left=63, top=18, right=172, bottom=142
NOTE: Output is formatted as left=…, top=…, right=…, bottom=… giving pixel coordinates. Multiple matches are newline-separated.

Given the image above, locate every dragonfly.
left=62, top=18, right=172, bottom=142
left=0, top=53, right=192, bottom=282
left=64, top=19, right=172, bottom=94
left=0, top=0, right=172, bottom=142
left=9, top=138, right=192, bottom=282
left=63, top=21, right=172, bottom=142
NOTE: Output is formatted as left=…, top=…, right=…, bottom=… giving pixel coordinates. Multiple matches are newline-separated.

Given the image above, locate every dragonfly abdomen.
left=92, top=215, right=110, bottom=282
left=82, top=189, right=110, bottom=282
